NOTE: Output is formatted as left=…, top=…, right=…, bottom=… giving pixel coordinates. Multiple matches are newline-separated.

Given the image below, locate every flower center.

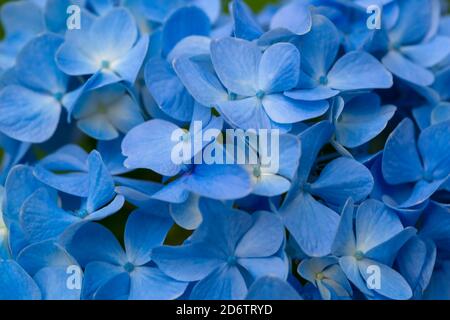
left=256, top=90, right=266, bottom=100
left=228, top=92, right=238, bottom=101
left=227, top=256, right=237, bottom=266
left=124, top=262, right=135, bottom=273
left=319, top=75, right=328, bottom=85
left=253, top=165, right=262, bottom=178
left=315, top=272, right=325, bottom=281
left=354, top=250, right=365, bottom=261
left=54, top=92, right=64, bottom=102
left=100, top=60, right=111, bottom=70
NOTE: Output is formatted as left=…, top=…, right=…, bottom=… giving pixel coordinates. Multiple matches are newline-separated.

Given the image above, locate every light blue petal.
left=86, top=151, right=115, bottom=212
left=382, top=51, right=434, bottom=86
left=169, top=194, right=202, bottom=230
left=355, top=199, right=403, bottom=253
left=418, top=120, right=450, bottom=181
left=218, top=97, right=272, bottom=130
left=285, top=86, right=339, bottom=101
left=252, top=174, right=291, bottom=197
left=67, top=222, right=126, bottom=267
left=246, top=276, right=302, bottom=300
left=262, top=94, right=329, bottom=124
left=111, top=36, right=149, bottom=85
left=172, top=56, right=227, bottom=108
left=235, top=211, right=284, bottom=258
left=382, top=119, right=423, bottom=185
left=401, top=36, right=450, bottom=68
left=152, top=243, right=225, bottom=282
left=310, top=157, right=374, bottom=205
left=336, top=94, right=396, bottom=148
left=295, top=14, right=340, bottom=81
left=396, top=237, right=436, bottom=299
left=0, top=86, right=61, bottom=143
left=331, top=198, right=357, bottom=257
left=258, top=43, right=300, bottom=93
left=365, top=227, right=416, bottom=265
left=34, top=266, right=81, bottom=300
left=238, top=256, right=287, bottom=280
left=20, top=188, right=79, bottom=243
left=124, top=210, right=173, bottom=266
left=122, top=119, right=182, bottom=176
left=162, top=6, right=211, bottom=57
left=190, top=265, right=247, bottom=300
left=129, top=266, right=187, bottom=300
left=145, top=58, right=195, bottom=122
left=358, top=259, right=412, bottom=300
left=0, top=260, right=41, bottom=300
left=231, top=0, right=263, bottom=41
left=15, top=34, right=67, bottom=94
left=270, top=0, right=312, bottom=35
left=328, top=51, right=393, bottom=91
left=281, top=191, right=339, bottom=257
left=184, top=163, right=252, bottom=200
left=211, top=37, right=260, bottom=96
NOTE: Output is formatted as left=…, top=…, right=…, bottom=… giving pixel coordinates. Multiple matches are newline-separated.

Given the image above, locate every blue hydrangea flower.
left=72, top=84, right=144, bottom=140
left=122, top=117, right=252, bottom=202
left=152, top=199, right=287, bottom=300
left=0, top=0, right=44, bottom=71
left=56, top=8, right=149, bottom=91
left=0, top=34, right=79, bottom=143
left=285, top=15, right=393, bottom=102
left=246, top=276, right=303, bottom=300
left=67, top=210, right=187, bottom=300
left=298, top=257, right=352, bottom=300
left=279, top=121, right=374, bottom=257
left=380, top=0, right=450, bottom=86
left=382, top=118, right=450, bottom=208
left=332, top=199, right=416, bottom=300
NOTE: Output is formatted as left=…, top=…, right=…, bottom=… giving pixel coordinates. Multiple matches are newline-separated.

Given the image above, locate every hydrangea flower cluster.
left=0, top=0, right=449, bottom=300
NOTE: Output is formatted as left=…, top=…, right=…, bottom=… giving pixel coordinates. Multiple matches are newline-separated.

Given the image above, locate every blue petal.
left=122, top=119, right=182, bottom=176
left=401, top=36, right=450, bottom=68
left=396, top=236, right=436, bottom=299
left=145, top=58, right=195, bottom=122
left=152, top=243, right=225, bottom=282
left=281, top=191, right=340, bottom=257
left=0, top=260, right=41, bottom=300
left=235, top=211, right=284, bottom=258
left=285, top=86, right=339, bottom=101
left=328, top=51, right=393, bottom=91
left=295, top=14, right=340, bottom=81
left=218, top=97, right=273, bottom=130
left=190, top=265, right=247, bottom=300
left=184, top=163, right=252, bottom=200
left=331, top=198, right=357, bottom=257
left=258, top=43, right=300, bottom=93
left=124, top=210, right=173, bottom=266
left=358, top=259, right=412, bottom=300
left=246, top=276, right=302, bottom=300
left=270, top=0, right=312, bottom=35
left=418, top=120, right=450, bottom=181
left=162, top=6, right=211, bottom=57
left=86, top=151, right=115, bottom=213
left=211, top=37, right=260, bottom=96
left=20, top=188, right=79, bottom=243
left=169, top=194, right=203, bottom=230
left=0, top=86, right=61, bottom=143
left=231, top=0, right=263, bottom=41
left=310, top=157, right=374, bottom=205
left=170, top=57, right=221, bottom=107
left=262, top=94, right=329, bottom=124
left=129, top=266, right=187, bottom=300
left=355, top=200, right=403, bottom=253
left=34, top=266, right=81, bottom=300
left=15, top=34, right=67, bottom=94
left=382, top=51, right=434, bottom=86
left=335, top=94, right=396, bottom=148
left=382, top=119, right=423, bottom=185
left=67, top=222, right=126, bottom=267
